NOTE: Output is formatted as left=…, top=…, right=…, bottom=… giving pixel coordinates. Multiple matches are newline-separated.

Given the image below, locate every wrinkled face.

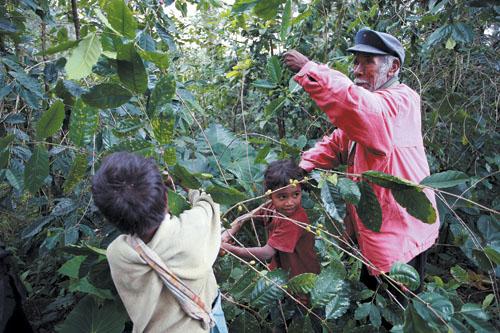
left=270, top=184, right=302, bottom=217
left=353, top=53, right=391, bottom=92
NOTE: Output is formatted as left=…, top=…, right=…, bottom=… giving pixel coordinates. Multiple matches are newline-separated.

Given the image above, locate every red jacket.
left=295, top=61, right=439, bottom=275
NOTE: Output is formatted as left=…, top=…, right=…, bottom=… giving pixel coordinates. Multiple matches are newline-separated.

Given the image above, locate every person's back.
left=92, top=152, right=223, bottom=332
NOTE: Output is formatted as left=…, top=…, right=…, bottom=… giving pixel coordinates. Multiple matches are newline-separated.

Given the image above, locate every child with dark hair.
left=92, top=152, right=227, bottom=333
left=221, top=159, right=320, bottom=283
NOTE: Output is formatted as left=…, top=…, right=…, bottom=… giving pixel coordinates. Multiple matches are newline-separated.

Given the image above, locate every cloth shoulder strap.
left=128, top=236, right=215, bottom=330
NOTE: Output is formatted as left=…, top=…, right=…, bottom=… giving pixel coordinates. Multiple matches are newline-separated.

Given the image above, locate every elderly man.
left=283, top=28, right=439, bottom=298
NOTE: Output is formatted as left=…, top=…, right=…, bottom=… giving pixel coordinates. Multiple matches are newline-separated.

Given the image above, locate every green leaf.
left=81, top=83, right=132, bottom=109
left=253, top=0, right=284, bottom=20
left=116, top=44, right=147, bottom=93
left=36, top=100, right=65, bottom=139
left=8, top=70, right=43, bottom=98
left=138, top=50, right=169, bottom=69
left=106, top=140, right=155, bottom=156
left=413, top=292, right=454, bottom=325
left=362, top=170, right=416, bottom=189
left=355, top=303, right=371, bottom=320
left=206, top=184, right=247, bottom=206
left=102, top=0, right=137, bottom=39
left=320, top=181, right=344, bottom=222
left=420, top=170, right=469, bottom=188
left=389, top=262, right=420, bottom=291
left=403, top=304, right=438, bottom=333
left=450, top=23, right=474, bottom=44
left=483, top=246, right=500, bottom=265
left=288, top=316, right=314, bottom=333
left=337, top=178, right=361, bottom=204
left=266, top=55, right=282, bottom=84
left=57, top=296, right=127, bottom=333
left=356, top=181, right=382, bottom=232
left=150, top=74, right=176, bottom=114
left=280, top=0, right=292, bottom=41
left=324, top=287, right=350, bottom=320
left=286, top=273, right=317, bottom=294
left=167, top=189, right=190, bottom=216
left=232, top=0, right=258, bottom=13
left=151, top=117, right=174, bottom=145
left=252, top=79, right=277, bottom=89
left=69, top=99, right=99, bottom=147
left=310, top=266, right=345, bottom=307
left=229, top=311, right=260, bottom=333
left=65, top=32, right=102, bottom=80
left=24, top=145, right=49, bottom=194
left=58, top=255, right=86, bottom=278
left=392, top=187, right=437, bottom=224
left=369, top=304, right=381, bottom=327
left=5, top=169, right=22, bottom=191
left=460, top=303, right=496, bottom=332
left=249, top=269, right=287, bottom=307
left=170, top=164, right=201, bottom=189
left=63, top=153, right=88, bottom=194
left=36, top=40, right=78, bottom=56
left=264, top=96, right=286, bottom=117
left=450, top=265, right=469, bottom=284
left=0, top=134, right=15, bottom=150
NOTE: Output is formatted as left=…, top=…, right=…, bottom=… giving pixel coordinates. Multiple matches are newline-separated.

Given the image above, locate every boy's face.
left=270, top=184, right=302, bottom=217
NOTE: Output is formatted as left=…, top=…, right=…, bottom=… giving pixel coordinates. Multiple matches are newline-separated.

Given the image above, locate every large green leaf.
left=356, top=181, right=382, bottom=232
left=151, top=117, right=174, bottom=145
left=57, top=296, right=127, bottom=333
left=324, top=287, right=350, bottom=320
left=392, top=187, right=437, bottom=224
left=138, top=50, right=169, bottom=69
left=253, top=0, right=284, bottom=20
left=170, top=164, right=202, bottom=189
left=65, top=32, right=102, bottom=80
left=102, top=0, right=137, bottom=39
left=206, top=184, right=247, bottom=206
left=117, top=44, right=147, bottom=93
left=337, top=177, right=361, bottom=204
left=459, top=303, right=496, bottom=332
left=37, top=40, right=78, bottom=56
left=420, top=170, right=469, bottom=188
left=264, top=96, right=287, bottom=117
left=266, top=55, right=282, bottom=84
left=167, top=189, right=190, bottom=216
left=69, top=99, right=99, bottom=147
left=389, top=262, right=420, bottom=291
left=149, top=74, right=176, bottom=114
left=106, top=140, right=155, bottom=156
left=81, top=83, right=132, bottom=109
left=286, top=273, right=317, bottom=294
left=413, top=292, right=454, bottom=326
left=36, top=100, right=65, bottom=139
left=310, top=266, right=345, bottom=307
left=63, top=153, right=88, bottom=194
left=362, top=170, right=416, bottom=190
left=483, top=246, right=500, bottom=265
left=320, top=181, right=344, bottom=222
left=228, top=311, right=260, bottom=333
left=402, top=304, right=438, bottom=333
left=249, top=269, right=287, bottom=307
left=24, top=145, right=49, bottom=194
left=280, top=0, right=292, bottom=41
left=8, top=70, right=43, bottom=98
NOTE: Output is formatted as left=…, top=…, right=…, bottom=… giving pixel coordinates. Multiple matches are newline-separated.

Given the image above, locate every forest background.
left=0, top=0, right=499, bottom=332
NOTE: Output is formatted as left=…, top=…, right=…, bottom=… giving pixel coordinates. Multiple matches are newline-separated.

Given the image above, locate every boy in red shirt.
left=221, top=159, right=320, bottom=282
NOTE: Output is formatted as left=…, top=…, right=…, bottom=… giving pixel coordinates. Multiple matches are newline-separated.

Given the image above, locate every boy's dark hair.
left=91, top=152, right=167, bottom=238
left=264, top=159, right=304, bottom=191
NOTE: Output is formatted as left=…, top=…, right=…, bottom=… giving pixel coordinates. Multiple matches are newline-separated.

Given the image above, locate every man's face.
left=352, top=53, right=391, bottom=92
left=270, top=184, right=302, bottom=217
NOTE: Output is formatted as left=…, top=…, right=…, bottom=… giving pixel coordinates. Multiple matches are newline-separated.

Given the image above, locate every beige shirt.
left=106, top=191, right=221, bottom=332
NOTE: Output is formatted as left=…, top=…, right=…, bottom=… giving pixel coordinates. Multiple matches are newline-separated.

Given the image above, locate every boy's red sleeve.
left=267, top=212, right=307, bottom=253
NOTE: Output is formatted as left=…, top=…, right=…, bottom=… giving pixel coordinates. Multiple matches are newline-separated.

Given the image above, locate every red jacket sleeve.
left=294, top=61, right=400, bottom=157
left=299, top=129, right=349, bottom=172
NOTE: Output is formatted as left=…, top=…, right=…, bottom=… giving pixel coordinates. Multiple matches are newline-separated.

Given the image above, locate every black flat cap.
left=347, top=28, right=405, bottom=64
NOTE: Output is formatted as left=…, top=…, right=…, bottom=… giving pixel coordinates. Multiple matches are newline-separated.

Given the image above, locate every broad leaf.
left=389, top=262, right=420, bottom=291
left=264, top=96, right=287, bottom=117
left=324, top=287, right=350, bottom=320
left=420, top=170, right=469, bottom=188
left=102, top=0, right=137, bottom=39
left=266, top=55, right=282, bottom=84
left=232, top=0, right=258, bottom=13
left=392, top=187, right=437, bottom=224
left=356, top=181, right=382, bottom=232
left=36, top=40, right=78, bottom=56
left=138, top=50, right=169, bottom=69
left=8, top=70, right=43, bottom=98
left=150, top=74, right=176, bottom=114
left=460, top=303, right=496, bottom=332
left=117, top=44, right=147, bottom=93
left=253, top=0, right=284, bottom=21
left=287, top=273, right=317, bottom=294
left=320, top=181, right=344, bottom=222
left=206, top=184, right=247, bottom=206
left=69, top=99, right=99, bottom=147
left=24, top=145, right=49, bottom=194
left=413, top=292, right=454, bottom=325
left=249, top=269, right=287, bottom=307
left=170, top=164, right=202, bottom=189
left=354, top=303, right=371, bottom=320
left=167, top=189, right=190, bottom=216
left=403, top=304, right=438, bottom=333
left=65, top=33, right=102, bottom=80
left=362, top=170, right=416, bottom=189
left=229, top=311, right=260, bottom=333
left=58, top=255, right=86, bottom=279
left=63, top=153, right=88, bottom=194
left=36, top=100, right=65, bottom=139
left=57, top=296, right=127, bottom=333
left=483, top=246, right=500, bottom=265
left=81, top=83, right=132, bottom=109
left=288, top=316, right=314, bottom=333
left=106, top=140, right=155, bottom=156
left=310, top=266, right=345, bottom=307
left=337, top=177, right=361, bottom=204
left=151, top=117, right=174, bottom=145
left=280, top=0, right=292, bottom=42
left=450, top=265, right=469, bottom=284
left=252, top=79, right=277, bottom=89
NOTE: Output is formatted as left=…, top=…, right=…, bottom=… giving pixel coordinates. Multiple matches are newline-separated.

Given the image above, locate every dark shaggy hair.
left=91, top=152, right=167, bottom=238
left=264, top=159, right=304, bottom=191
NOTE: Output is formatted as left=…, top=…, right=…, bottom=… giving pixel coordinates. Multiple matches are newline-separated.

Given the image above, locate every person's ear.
left=389, top=58, right=400, bottom=76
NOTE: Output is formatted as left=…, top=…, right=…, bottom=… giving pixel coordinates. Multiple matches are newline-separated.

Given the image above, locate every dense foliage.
left=0, top=0, right=498, bottom=332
